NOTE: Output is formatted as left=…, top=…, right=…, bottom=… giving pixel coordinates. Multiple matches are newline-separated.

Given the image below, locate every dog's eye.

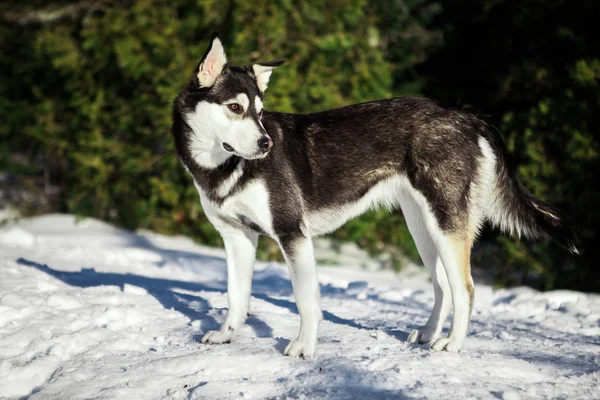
left=228, top=103, right=243, bottom=114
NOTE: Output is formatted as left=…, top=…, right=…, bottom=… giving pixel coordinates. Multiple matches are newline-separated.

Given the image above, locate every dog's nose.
left=258, top=136, right=273, bottom=152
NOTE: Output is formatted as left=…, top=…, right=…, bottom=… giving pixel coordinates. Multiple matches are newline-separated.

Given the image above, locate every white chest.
left=195, top=179, right=274, bottom=237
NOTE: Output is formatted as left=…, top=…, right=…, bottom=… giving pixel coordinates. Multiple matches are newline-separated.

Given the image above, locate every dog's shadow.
left=17, top=257, right=227, bottom=334
left=17, top=245, right=419, bottom=349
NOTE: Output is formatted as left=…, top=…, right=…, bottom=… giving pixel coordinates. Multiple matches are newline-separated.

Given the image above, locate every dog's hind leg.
left=407, top=256, right=452, bottom=345
left=401, top=193, right=452, bottom=345
left=201, top=227, right=258, bottom=344
left=399, top=181, right=475, bottom=352
left=429, top=231, right=475, bottom=352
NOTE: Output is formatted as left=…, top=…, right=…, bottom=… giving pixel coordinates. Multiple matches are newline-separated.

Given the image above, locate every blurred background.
left=1, top=0, right=598, bottom=291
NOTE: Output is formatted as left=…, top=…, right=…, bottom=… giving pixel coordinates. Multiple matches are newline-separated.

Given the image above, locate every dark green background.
left=1, top=0, right=598, bottom=291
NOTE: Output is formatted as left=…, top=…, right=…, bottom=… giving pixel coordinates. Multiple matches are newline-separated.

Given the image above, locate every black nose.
left=258, top=136, right=273, bottom=152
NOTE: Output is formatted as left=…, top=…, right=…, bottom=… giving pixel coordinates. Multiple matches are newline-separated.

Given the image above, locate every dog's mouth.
left=222, top=142, right=269, bottom=160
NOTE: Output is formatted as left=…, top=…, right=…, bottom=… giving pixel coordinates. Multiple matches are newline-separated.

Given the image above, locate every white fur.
left=255, top=96, right=263, bottom=113
left=255, top=96, right=267, bottom=133
left=202, top=224, right=258, bottom=344
left=216, top=160, right=245, bottom=198
left=428, top=238, right=471, bottom=352
left=200, top=179, right=274, bottom=238
left=469, top=137, right=498, bottom=236
left=403, top=193, right=452, bottom=346
left=253, top=64, right=275, bottom=92
left=185, top=104, right=231, bottom=169
left=478, top=137, right=531, bottom=238
left=280, top=236, right=322, bottom=357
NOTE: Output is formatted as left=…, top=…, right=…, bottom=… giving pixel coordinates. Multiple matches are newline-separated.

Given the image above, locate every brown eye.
left=228, top=103, right=243, bottom=113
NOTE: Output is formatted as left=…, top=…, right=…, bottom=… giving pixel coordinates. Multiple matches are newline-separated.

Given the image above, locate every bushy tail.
left=483, top=133, right=579, bottom=254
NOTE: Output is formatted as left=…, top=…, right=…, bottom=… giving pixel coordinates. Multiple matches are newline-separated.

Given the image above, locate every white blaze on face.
left=255, top=96, right=263, bottom=114
left=255, top=96, right=265, bottom=130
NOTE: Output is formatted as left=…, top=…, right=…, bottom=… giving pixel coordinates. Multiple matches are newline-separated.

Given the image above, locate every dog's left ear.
left=253, top=60, right=285, bottom=93
left=196, top=33, right=228, bottom=88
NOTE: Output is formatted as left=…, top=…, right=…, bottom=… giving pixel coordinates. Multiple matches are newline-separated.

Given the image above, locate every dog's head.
left=175, top=33, right=284, bottom=167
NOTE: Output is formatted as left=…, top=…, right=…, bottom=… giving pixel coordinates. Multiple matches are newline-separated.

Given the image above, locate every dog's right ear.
left=195, top=33, right=227, bottom=88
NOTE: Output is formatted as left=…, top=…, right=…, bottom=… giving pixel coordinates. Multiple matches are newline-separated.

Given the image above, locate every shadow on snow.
left=16, top=255, right=419, bottom=344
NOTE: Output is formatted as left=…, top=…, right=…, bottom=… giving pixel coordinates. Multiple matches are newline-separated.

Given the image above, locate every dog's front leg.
left=279, top=232, right=322, bottom=358
left=201, top=227, right=258, bottom=344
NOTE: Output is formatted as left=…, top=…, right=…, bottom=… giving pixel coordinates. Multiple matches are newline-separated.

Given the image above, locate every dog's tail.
left=481, top=128, right=579, bottom=255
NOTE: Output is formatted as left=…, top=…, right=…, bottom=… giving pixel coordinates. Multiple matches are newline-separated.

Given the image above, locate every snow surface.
left=0, top=214, right=598, bottom=399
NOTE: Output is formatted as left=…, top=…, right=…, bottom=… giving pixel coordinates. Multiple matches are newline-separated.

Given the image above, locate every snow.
left=0, top=214, right=598, bottom=399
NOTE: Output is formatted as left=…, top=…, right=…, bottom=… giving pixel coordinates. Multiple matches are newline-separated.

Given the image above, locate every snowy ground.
left=0, top=215, right=598, bottom=399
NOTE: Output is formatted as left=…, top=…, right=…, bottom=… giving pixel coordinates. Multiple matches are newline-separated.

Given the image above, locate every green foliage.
left=1, top=0, right=436, bottom=265
left=2, top=1, right=597, bottom=291
left=226, top=0, right=394, bottom=112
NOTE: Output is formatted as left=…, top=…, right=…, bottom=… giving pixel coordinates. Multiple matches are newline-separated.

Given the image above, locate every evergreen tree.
left=4, top=1, right=596, bottom=291
left=0, top=1, right=436, bottom=261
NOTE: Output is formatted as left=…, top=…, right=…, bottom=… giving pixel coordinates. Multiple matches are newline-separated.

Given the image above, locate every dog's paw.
left=283, top=340, right=315, bottom=358
left=201, top=329, right=233, bottom=344
left=407, top=329, right=421, bottom=344
left=430, top=337, right=461, bottom=352
left=407, top=328, right=438, bottom=344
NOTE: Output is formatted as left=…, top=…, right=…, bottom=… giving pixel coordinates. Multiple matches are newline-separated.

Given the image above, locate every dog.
left=172, top=34, right=578, bottom=357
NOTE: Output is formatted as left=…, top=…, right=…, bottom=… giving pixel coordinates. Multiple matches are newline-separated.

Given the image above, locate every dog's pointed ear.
left=195, top=33, right=227, bottom=88
left=252, top=60, right=285, bottom=93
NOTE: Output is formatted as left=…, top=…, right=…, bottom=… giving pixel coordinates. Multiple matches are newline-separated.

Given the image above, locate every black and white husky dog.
left=172, top=34, right=578, bottom=357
